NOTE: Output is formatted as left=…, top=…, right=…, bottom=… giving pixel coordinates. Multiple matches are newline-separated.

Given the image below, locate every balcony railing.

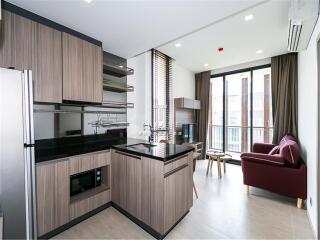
left=210, top=125, right=273, bottom=153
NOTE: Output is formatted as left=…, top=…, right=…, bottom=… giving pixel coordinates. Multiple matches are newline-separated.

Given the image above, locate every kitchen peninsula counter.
left=35, top=135, right=193, bottom=163
left=35, top=134, right=194, bottom=239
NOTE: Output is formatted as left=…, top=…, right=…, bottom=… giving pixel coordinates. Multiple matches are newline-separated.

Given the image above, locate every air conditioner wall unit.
left=287, top=0, right=319, bottom=52
left=288, top=19, right=302, bottom=52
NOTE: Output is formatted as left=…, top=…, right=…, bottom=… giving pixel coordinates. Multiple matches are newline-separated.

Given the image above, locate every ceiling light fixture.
left=204, top=63, right=209, bottom=67
left=256, top=49, right=263, bottom=54
left=84, top=0, right=93, bottom=3
left=244, top=14, right=254, bottom=21
left=175, top=43, right=182, bottom=48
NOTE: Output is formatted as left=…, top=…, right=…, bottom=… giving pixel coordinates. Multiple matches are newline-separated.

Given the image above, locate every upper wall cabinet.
left=0, top=10, right=32, bottom=70
left=0, top=11, right=102, bottom=104
left=175, top=97, right=201, bottom=110
left=62, top=33, right=103, bottom=103
left=0, top=11, right=63, bottom=103
left=32, top=23, right=62, bottom=103
left=0, top=11, right=13, bottom=68
left=12, top=12, right=33, bottom=70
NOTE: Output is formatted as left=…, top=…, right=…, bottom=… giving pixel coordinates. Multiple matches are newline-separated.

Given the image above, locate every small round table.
left=206, top=151, right=232, bottom=178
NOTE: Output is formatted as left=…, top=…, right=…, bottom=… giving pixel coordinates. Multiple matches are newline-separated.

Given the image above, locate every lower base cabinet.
left=164, top=164, right=190, bottom=233
left=70, top=190, right=111, bottom=220
left=36, top=149, right=192, bottom=237
left=111, top=150, right=193, bottom=235
left=36, top=159, right=69, bottom=236
left=36, top=151, right=111, bottom=237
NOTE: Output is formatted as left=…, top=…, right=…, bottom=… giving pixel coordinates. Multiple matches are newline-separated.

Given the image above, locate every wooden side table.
left=206, top=152, right=232, bottom=178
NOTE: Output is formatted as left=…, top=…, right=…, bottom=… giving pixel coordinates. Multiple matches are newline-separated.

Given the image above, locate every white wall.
left=127, top=51, right=152, bottom=140
left=298, top=18, right=320, bottom=238
left=126, top=52, right=195, bottom=139
left=172, top=60, right=195, bottom=99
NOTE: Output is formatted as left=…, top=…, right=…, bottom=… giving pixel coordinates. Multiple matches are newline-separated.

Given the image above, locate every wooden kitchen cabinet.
left=36, top=160, right=55, bottom=237
left=70, top=190, right=110, bottom=220
left=36, top=158, right=70, bottom=237
left=69, top=150, right=110, bottom=175
left=111, top=150, right=128, bottom=210
left=126, top=154, right=142, bottom=218
left=0, top=10, right=14, bottom=68
left=32, top=22, right=62, bottom=103
left=62, top=32, right=102, bottom=103
left=111, top=150, right=193, bottom=236
left=164, top=164, right=189, bottom=233
left=12, top=13, right=33, bottom=70
left=0, top=11, right=102, bottom=104
left=0, top=11, right=62, bottom=103
left=0, top=11, right=32, bottom=70
left=111, top=150, right=147, bottom=220
left=69, top=151, right=111, bottom=220
left=36, top=151, right=111, bottom=236
left=175, top=97, right=201, bottom=110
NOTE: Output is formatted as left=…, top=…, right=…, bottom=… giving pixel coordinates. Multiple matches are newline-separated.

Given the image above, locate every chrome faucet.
left=143, top=123, right=154, bottom=143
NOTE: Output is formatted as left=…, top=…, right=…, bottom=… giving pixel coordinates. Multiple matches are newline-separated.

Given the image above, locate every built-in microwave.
left=70, top=168, right=102, bottom=196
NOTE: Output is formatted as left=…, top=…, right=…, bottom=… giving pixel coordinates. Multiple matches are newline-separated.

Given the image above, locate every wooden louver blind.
left=151, top=49, right=173, bottom=142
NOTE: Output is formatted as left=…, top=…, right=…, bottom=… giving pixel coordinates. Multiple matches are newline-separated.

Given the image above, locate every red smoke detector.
left=218, top=47, right=224, bottom=52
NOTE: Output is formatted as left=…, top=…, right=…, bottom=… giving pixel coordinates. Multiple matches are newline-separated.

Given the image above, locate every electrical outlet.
left=310, top=197, right=312, bottom=206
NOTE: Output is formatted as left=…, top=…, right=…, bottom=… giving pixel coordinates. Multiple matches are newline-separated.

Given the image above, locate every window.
left=151, top=49, right=173, bottom=142
left=210, top=65, right=272, bottom=160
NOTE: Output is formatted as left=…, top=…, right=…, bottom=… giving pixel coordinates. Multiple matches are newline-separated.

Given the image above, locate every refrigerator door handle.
left=0, top=213, right=3, bottom=240
left=24, top=146, right=37, bottom=239
left=22, top=70, right=35, bottom=145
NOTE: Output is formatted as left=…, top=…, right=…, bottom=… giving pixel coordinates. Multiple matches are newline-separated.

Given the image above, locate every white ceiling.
left=7, top=0, right=266, bottom=59
left=158, top=0, right=290, bottom=72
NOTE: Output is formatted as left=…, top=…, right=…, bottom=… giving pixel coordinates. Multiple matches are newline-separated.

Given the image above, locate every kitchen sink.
left=126, top=143, right=157, bottom=150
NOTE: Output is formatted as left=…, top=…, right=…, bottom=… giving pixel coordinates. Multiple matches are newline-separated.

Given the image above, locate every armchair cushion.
left=252, top=143, right=277, bottom=154
left=268, top=145, right=280, bottom=155
left=241, top=152, right=286, bottom=166
left=279, top=139, right=300, bottom=166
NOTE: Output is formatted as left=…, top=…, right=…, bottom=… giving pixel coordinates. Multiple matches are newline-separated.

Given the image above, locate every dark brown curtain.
left=271, top=53, right=298, bottom=143
left=195, top=71, right=211, bottom=158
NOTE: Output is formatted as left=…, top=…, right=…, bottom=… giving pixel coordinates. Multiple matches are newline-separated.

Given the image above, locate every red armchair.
left=241, top=135, right=307, bottom=208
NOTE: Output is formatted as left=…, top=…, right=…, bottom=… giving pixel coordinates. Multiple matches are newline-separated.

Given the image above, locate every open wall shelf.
left=103, top=80, right=134, bottom=93
left=103, top=63, right=134, bottom=77
left=102, top=101, right=134, bottom=108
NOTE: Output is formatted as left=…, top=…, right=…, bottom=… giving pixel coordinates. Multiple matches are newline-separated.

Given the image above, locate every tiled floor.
left=54, top=160, right=314, bottom=239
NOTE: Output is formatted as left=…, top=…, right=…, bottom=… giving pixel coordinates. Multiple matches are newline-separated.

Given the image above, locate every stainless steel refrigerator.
left=0, top=67, right=37, bottom=239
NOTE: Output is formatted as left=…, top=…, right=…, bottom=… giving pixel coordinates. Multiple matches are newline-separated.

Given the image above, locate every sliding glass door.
left=225, top=71, right=251, bottom=153
left=252, top=68, right=273, bottom=144
left=211, top=77, right=224, bottom=151
left=210, top=66, right=272, bottom=160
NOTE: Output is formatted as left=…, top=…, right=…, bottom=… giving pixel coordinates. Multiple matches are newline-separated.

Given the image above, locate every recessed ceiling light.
left=175, top=43, right=182, bottom=48
left=84, top=0, right=93, bottom=3
left=256, top=49, right=263, bottom=54
left=204, top=63, right=209, bottom=67
left=244, top=14, right=254, bottom=21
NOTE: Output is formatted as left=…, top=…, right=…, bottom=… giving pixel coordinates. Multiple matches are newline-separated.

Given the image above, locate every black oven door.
left=70, top=170, right=96, bottom=196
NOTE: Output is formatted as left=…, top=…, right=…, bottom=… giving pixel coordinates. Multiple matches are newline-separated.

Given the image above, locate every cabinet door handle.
left=115, top=151, right=141, bottom=159
left=164, top=153, right=189, bottom=165
left=164, top=163, right=189, bottom=178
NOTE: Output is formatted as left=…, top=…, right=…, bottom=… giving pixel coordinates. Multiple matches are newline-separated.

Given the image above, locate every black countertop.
left=35, top=134, right=193, bottom=163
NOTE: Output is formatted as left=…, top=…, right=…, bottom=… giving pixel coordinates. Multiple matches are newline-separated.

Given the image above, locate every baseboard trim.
left=112, top=203, right=162, bottom=239
left=37, top=201, right=190, bottom=240
left=38, top=202, right=112, bottom=239
left=306, top=206, right=317, bottom=239
left=112, top=202, right=189, bottom=239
